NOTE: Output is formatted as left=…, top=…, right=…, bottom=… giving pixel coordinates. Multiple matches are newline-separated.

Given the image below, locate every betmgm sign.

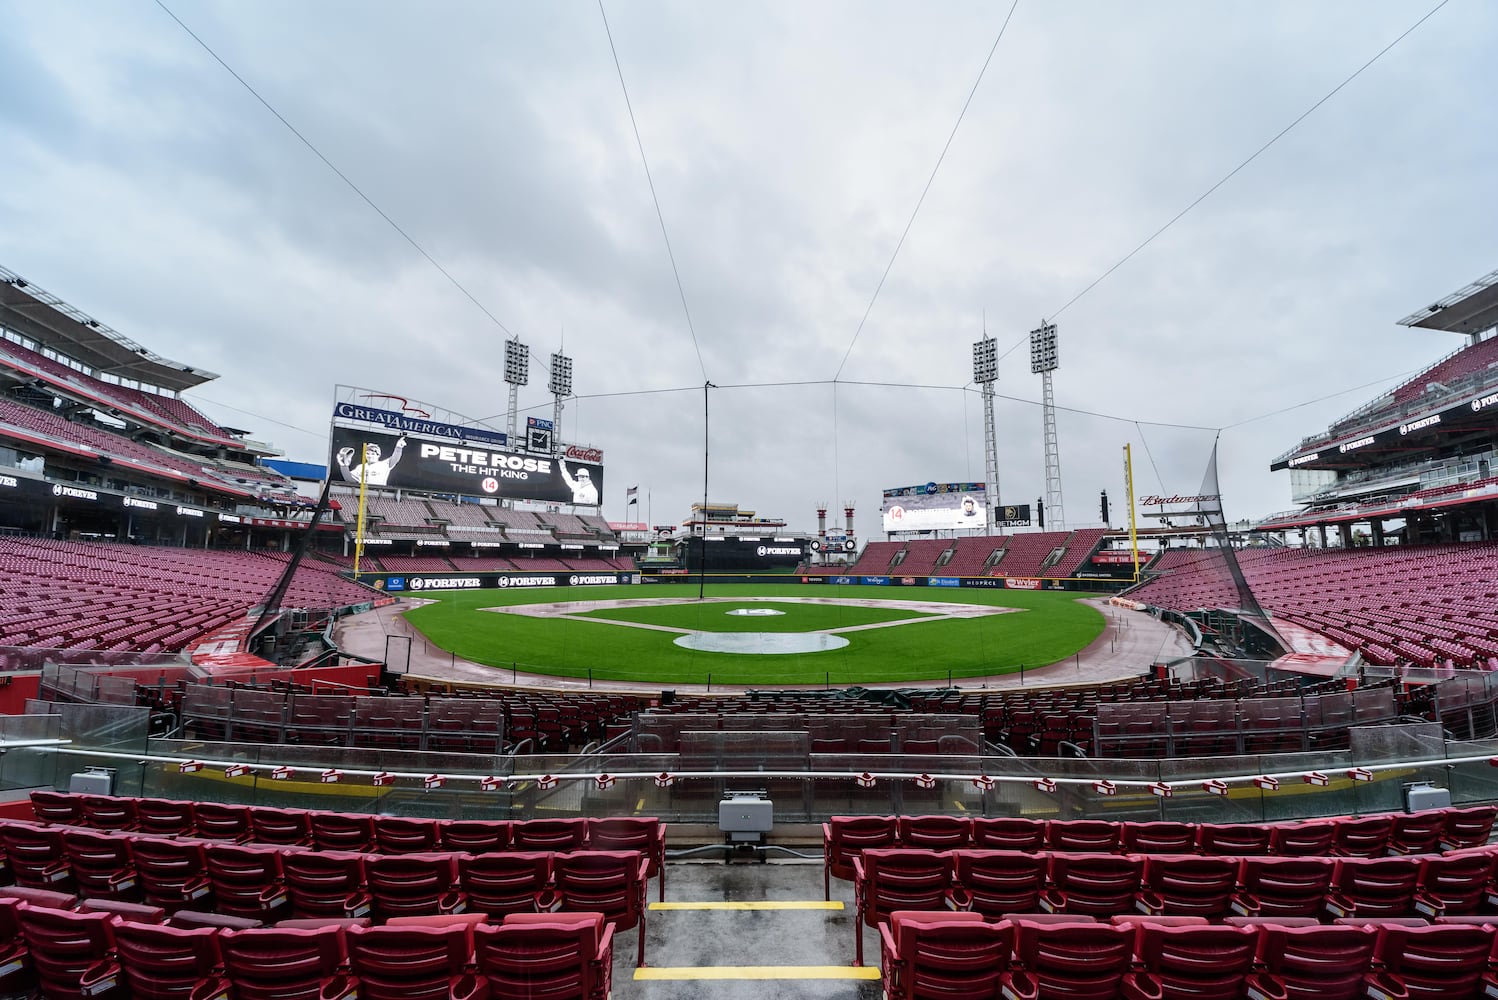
left=329, top=404, right=603, bottom=505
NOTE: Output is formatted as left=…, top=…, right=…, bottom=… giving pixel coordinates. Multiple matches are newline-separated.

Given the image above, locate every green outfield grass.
left=401, top=582, right=1104, bottom=685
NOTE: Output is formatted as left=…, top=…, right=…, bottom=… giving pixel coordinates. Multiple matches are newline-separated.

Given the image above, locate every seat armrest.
left=1364, top=970, right=1409, bottom=1000
left=1323, top=892, right=1356, bottom=919
left=79, top=958, right=121, bottom=998
left=594, top=924, right=616, bottom=962
left=944, top=887, right=973, bottom=912
left=258, top=883, right=290, bottom=912
left=1000, top=971, right=1039, bottom=1000
left=319, top=975, right=357, bottom=1000
left=188, top=976, right=232, bottom=1000
left=1229, top=892, right=1260, bottom=917
left=180, top=875, right=212, bottom=903
left=342, top=890, right=371, bottom=919
left=1411, top=890, right=1444, bottom=919
left=0, top=942, right=28, bottom=979
left=1119, top=972, right=1164, bottom=1000
left=449, top=974, right=488, bottom=1000
left=1244, top=973, right=1287, bottom=1000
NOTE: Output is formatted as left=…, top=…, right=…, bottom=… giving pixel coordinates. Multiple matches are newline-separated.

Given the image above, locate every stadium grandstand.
left=9, top=267, right=1498, bottom=998
left=1123, top=271, right=1498, bottom=678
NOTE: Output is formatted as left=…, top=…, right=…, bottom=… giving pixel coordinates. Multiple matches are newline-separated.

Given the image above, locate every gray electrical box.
left=719, top=791, right=773, bottom=842
left=68, top=769, right=115, bottom=795
left=1405, top=783, right=1451, bottom=812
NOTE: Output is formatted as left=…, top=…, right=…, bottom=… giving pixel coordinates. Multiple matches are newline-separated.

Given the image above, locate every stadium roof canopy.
left=1398, top=268, right=1498, bottom=335
left=0, top=265, right=218, bottom=392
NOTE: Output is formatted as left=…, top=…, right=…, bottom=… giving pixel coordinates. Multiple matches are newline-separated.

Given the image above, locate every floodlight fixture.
left=548, top=352, right=573, bottom=397
left=503, top=338, right=530, bottom=386
left=1030, top=322, right=1058, bottom=373
left=972, top=336, right=998, bottom=384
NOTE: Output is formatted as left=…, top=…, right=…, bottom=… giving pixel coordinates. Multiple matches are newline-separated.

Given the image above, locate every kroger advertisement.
left=328, top=427, right=604, bottom=505
left=881, top=482, right=988, bottom=532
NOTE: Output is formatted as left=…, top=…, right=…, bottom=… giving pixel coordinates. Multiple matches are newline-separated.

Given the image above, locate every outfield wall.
left=352, top=569, right=1121, bottom=594
left=356, top=570, right=637, bottom=593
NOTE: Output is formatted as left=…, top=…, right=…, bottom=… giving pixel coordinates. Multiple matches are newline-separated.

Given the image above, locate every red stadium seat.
left=344, top=920, right=475, bottom=1000
left=458, top=852, right=553, bottom=919
left=822, top=816, right=899, bottom=899
left=1039, top=854, right=1144, bottom=918
left=217, top=924, right=356, bottom=1000
left=878, top=911, right=1011, bottom=1000
left=1135, top=855, right=1238, bottom=919
left=1231, top=857, right=1335, bottom=919
left=129, top=837, right=213, bottom=913
left=1120, top=923, right=1259, bottom=1000
left=364, top=853, right=465, bottom=921
left=281, top=850, right=370, bottom=920
left=202, top=843, right=287, bottom=921
left=586, top=817, right=667, bottom=902
left=950, top=849, right=1046, bottom=917
left=16, top=904, right=123, bottom=1000
left=852, top=849, right=954, bottom=965
left=549, top=851, right=650, bottom=967
left=1000, top=918, right=1133, bottom=1000
left=472, top=913, right=613, bottom=1000
left=970, top=817, right=1045, bottom=852
left=108, top=919, right=230, bottom=1000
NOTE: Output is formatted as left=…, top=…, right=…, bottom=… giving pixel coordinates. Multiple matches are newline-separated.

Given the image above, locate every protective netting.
left=1197, top=439, right=1288, bottom=652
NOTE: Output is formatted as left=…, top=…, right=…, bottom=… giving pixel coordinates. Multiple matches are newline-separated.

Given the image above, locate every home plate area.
left=487, top=597, right=1018, bottom=655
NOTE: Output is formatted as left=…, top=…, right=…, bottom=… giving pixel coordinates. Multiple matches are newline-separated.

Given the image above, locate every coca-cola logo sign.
left=564, top=445, right=603, bottom=463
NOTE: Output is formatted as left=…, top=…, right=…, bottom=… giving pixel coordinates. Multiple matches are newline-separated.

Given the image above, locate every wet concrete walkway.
left=620, top=861, right=879, bottom=1000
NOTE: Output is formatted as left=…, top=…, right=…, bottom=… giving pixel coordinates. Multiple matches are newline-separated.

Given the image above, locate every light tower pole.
left=1031, top=321, right=1065, bottom=531
left=972, top=335, right=1000, bottom=532
left=548, top=351, right=573, bottom=451
left=503, top=338, right=529, bottom=442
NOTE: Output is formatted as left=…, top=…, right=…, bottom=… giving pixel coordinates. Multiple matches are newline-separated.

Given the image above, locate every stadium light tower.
left=503, top=338, right=529, bottom=441
left=972, top=335, right=1000, bottom=531
left=1031, top=321, right=1065, bottom=531
left=548, top=351, right=573, bottom=450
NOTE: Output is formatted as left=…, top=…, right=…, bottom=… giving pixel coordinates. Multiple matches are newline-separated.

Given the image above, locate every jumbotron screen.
left=881, top=482, right=987, bottom=532
left=329, top=402, right=603, bottom=505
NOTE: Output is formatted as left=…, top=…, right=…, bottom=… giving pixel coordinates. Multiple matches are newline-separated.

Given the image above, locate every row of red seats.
left=850, top=846, right=1498, bottom=967
left=0, top=821, right=650, bottom=968
left=0, top=900, right=613, bottom=1000
left=24, top=794, right=666, bottom=901
left=879, top=912, right=1498, bottom=1000
left=822, top=808, right=1497, bottom=896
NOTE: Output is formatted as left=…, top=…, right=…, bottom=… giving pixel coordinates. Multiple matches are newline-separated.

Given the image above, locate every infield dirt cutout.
left=485, top=596, right=1019, bottom=655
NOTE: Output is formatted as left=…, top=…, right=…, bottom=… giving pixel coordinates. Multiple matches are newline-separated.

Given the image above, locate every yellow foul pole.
left=1124, top=443, right=1140, bottom=582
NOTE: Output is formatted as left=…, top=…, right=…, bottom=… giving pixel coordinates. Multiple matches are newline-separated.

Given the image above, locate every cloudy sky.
left=2, top=1, right=1494, bottom=537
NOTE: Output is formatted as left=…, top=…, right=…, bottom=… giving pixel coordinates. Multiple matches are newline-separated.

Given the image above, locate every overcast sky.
left=2, top=1, right=1494, bottom=538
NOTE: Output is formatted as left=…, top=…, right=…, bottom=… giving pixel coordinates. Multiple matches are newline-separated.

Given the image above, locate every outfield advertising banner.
left=332, top=402, right=508, bottom=448
left=882, top=482, right=988, bottom=532
left=371, top=572, right=629, bottom=592
left=329, top=427, right=603, bottom=504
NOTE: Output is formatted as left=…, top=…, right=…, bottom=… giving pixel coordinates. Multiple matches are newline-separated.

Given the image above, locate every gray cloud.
left=1, top=0, right=1494, bottom=540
